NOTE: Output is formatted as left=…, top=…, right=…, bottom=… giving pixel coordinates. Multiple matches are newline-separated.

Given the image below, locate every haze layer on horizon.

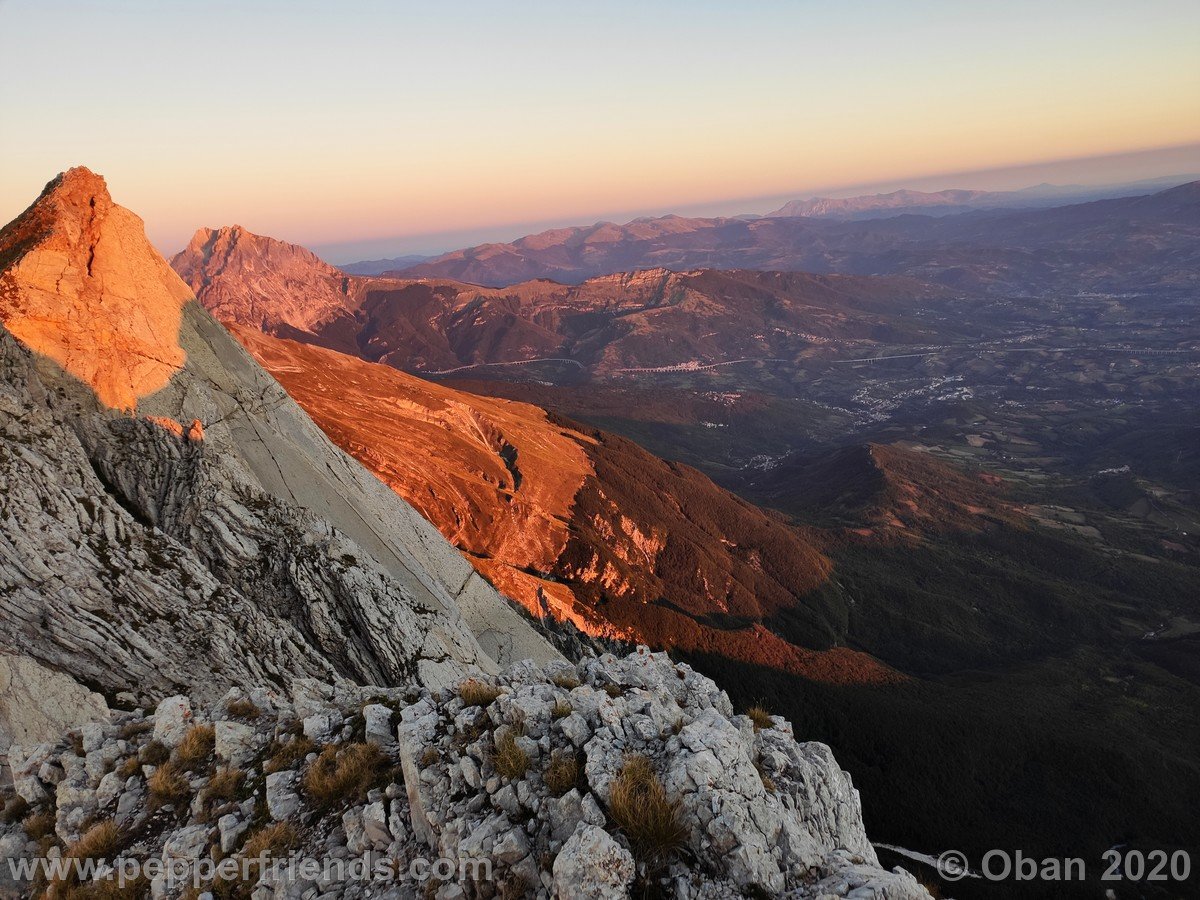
left=2, top=0, right=1198, bottom=263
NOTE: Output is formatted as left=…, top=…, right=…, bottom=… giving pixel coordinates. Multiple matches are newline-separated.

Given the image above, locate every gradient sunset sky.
left=1, top=0, right=1198, bottom=261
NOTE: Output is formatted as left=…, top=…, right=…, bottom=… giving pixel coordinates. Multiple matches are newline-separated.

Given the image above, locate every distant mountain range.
left=340, top=175, right=1197, bottom=283
left=338, top=253, right=432, bottom=275
left=381, top=181, right=1200, bottom=293
left=765, top=174, right=1196, bottom=219
left=171, top=227, right=948, bottom=375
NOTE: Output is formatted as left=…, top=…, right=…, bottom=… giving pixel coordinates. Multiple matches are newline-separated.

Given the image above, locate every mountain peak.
left=171, top=223, right=349, bottom=333
left=0, top=167, right=191, bottom=410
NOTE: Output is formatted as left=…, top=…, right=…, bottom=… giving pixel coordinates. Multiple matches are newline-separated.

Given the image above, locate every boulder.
left=552, top=824, right=634, bottom=899
left=152, top=697, right=193, bottom=749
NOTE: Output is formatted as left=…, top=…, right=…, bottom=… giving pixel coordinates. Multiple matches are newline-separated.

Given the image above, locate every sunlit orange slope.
left=234, top=327, right=900, bottom=685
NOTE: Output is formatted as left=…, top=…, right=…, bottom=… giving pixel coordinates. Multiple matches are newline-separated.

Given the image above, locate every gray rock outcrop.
left=1, top=650, right=932, bottom=899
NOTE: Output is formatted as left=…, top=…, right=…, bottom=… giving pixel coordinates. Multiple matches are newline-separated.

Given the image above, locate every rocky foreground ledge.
left=1, top=651, right=929, bottom=899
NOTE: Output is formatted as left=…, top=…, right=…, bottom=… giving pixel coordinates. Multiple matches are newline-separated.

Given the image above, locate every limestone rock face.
left=0, top=168, right=190, bottom=410
left=0, top=169, right=560, bottom=766
left=0, top=654, right=109, bottom=775
left=3, top=652, right=931, bottom=900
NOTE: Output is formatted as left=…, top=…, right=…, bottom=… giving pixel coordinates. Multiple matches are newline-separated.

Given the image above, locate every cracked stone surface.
left=3, top=651, right=931, bottom=899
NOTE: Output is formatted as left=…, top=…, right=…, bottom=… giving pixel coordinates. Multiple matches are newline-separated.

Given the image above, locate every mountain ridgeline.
left=172, top=209, right=1200, bottom=898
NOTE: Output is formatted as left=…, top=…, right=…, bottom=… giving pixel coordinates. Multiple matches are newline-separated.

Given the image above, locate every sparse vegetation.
left=1, top=794, right=29, bottom=824
left=498, top=872, right=530, bottom=900
left=55, top=873, right=150, bottom=900
left=420, top=747, right=439, bottom=767
left=202, top=768, right=246, bottom=807
left=147, top=761, right=190, bottom=808
left=212, top=821, right=299, bottom=897
left=753, top=759, right=776, bottom=794
left=263, top=735, right=316, bottom=774
left=23, top=808, right=57, bottom=841
left=175, top=724, right=216, bottom=772
left=66, top=820, right=124, bottom=863
left=608, top=754, right=687, bottom=867
left=551, top=699, right=572, bottom=720
left=917, top=875, right=943, bottom=899
left=551, top=674, right=580, bottom=690
left=491, top=730, right=529, bottom=780
left=118, top=756, right=142, bottom=779
left=240, top=820, right=297, bottom=861
left=745, top=704, right=773, bottom=731
left=53, top=820, right=126, bottom=893
left=458, top=679, right=502, bottom=707
left=117, top=720, right=152, bottom=741
left=301, top=743, right=389, bottom=809
left=543, top=751, right=578, bottom=795
left=139, top=740, right=170, bottom=766
left=225, top=698, right=260, bottom=720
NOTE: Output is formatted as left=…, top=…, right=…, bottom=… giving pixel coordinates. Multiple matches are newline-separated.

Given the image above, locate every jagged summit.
left=172, top=223, right=350, bottom=333
left=0, top=170, right=562, bottom=764
left=0, top=166, right=191, bottom=409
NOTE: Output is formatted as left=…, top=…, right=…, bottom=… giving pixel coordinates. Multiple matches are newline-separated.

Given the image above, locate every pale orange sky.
left=1, top=0, right=1198, bottom=261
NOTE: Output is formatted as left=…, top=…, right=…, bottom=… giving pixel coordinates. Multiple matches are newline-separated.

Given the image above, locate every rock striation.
left=0, top=169, right=560, bottom=768
left=1, top=650, right=931, bottom=899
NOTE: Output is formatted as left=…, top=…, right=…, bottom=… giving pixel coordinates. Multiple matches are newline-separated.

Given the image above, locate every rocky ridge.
left=0, top=169, right=560, bottom=768
left=1, top=650, right=931, bottom=899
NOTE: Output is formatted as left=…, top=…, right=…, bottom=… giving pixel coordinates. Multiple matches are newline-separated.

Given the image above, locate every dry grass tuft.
left=543, top=751, right=578, bottom=795
left=55, top=874, right=149, bottom=899
left=241, top=821, right=297, bottom=861
left=263, top=736, right=316, bottom=775
left=225, top=698, right=261, bottom=720
left=491, top=730, right=529, bottom=780
left=458, top=679, right=503, bottom=708
left=117, top=720, right=152, bottom=741
left=420, top=747, right=439, bottom=767
left=753, top=759, right=777, bottom=794
left=745, top=704, right=773, bottom=731
left=23, top=809, right=57, bottom=841
left=551, top=699, right=572, bottom=720
left=918, top=876, right=943, bottom=898
left=147, top=761, right=190, bottom=808
left=203, top=768, right=246, bottom=807
left=175, top=724, right=216, bottom=772
left=225, top=821, right=298, bottom=894
left=52, top=820, right=125, bottom=892
left=551, top=674, right=580, bottom=690
left=139, top=740, right=170, bottom=766
left=66, top=820, right=124, bottom=862
left=2, top=794, right=29, bottom=824
left=301, top=743, right=389, bottom=809
left=608, top=754, right=687, bottom=866
left=118, top=756, right=142, bottom=779
left=498, top=872, right=530, bottom=900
